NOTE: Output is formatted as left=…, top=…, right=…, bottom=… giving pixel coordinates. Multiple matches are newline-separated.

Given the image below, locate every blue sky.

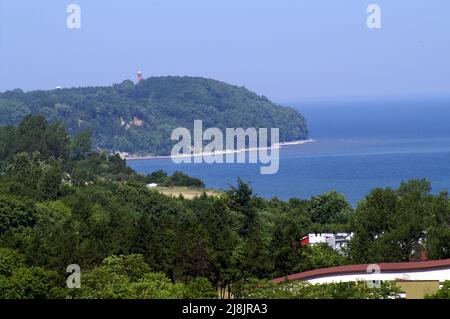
left=0, top=0, right=449, bottom=101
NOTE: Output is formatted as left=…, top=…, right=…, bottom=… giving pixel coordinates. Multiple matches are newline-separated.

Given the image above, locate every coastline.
left=124, top=138, right=316, bottom=161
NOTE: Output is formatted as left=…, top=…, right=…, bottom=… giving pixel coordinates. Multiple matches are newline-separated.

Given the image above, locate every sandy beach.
left=124, top=139, right=316, bottom=161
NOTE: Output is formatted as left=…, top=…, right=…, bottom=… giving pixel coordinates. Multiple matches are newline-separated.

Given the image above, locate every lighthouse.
left=137, top=71, right=143, bottom=84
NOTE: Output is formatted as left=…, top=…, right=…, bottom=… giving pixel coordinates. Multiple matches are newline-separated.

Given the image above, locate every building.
left=272, top=259, right=450, bottom=299
left=137, top=71, right=143, bottom=84
left=300, top=233, right=353, bottom=252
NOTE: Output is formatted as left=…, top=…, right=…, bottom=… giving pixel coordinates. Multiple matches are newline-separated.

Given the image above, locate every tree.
left=237, top=280, right=400, bottom=299
left=70, top=129, right=93, bottom=160
left=226, top=180, right=273, bottom=280
left=70, top=254, right=215, bottom=299
left=27, top=201, right=80, bottom=271
left=397, top=178, right=431, bottom=197
left=13, top=114, right=69, bottom=161
left=100, top=254, right=150, bottom=282
left=226, top=178, right=256, bottom=237
left=0, top=77, right=308, bottom=155
left=0, top=266, right=60, bottom=299
left=269, top=204, right=310, bottom=277
left=0, top=247, right=25, bottom=277
left=71, top=254, right=151, bottom=299
left=425, top=281, right=450, bottom=299
left=37, top=157, right=65, bottom=200
left=6, top=152, right=64, bottom=200
left=239, top=222, right=273, bottom=280
left=0, top=194, right=36, bottom=234
left=128, top=272, right=185, bottom=299
left=182, top=277, right=217, bottom=299
left=347, top=181, right=432, bottom=263
left=426, top=192, right=450, bottom=259
left=295, top=244, right=347, bottom=273
left=309, top=190, right=353, bottom=225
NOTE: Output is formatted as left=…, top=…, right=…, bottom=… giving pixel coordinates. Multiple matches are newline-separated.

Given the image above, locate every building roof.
left=272, top=259, right=450, bottom=284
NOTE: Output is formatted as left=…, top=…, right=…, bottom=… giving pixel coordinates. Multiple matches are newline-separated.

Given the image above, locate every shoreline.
left=123, top=139, right=316, bottom=161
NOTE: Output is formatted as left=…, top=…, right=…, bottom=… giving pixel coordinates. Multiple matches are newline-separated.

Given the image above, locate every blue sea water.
left=128, top=96, right=450, bottom=205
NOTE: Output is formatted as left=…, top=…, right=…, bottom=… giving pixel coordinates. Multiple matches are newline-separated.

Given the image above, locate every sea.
left=128, top=96, right=450, bottom=205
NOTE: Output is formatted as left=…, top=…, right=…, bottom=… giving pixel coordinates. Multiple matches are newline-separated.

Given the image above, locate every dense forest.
left=0, top=77, right=308, bottom=155
left=0, top=116, right=449, bottom=299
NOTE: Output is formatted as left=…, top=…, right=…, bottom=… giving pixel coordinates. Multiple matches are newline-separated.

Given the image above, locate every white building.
left=272, top=259, right=450, bottom=298
left=300, top=233, right=353, bottom=251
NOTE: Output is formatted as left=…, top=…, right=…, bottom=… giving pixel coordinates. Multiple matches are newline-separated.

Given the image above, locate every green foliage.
left=0, top=195, right=36, bottom=234
left=100, top=254, right=150, bottom=282
left=27, top=201, right=80, bottom=271
left=426, top=192, right=450, bottom=259
left=294, top=244, right=347, bottom=273
left=0, top=114, right=70, bottom=162
left=70, top=255, right=214, bottom=299
left=425, top=281, right=450, bottom=299
left=226, top=179, right=273, bottom=280
left=269, top=208, right=307, bottom=277
left=237, top=279, right=401, bottom=299
left=0, top=77, right=308, bottom=155
left=70, top=129, right=93, bottom=160
left=1, top=154, right=67, bottom=201
left=0, top=247, right=25, bottom=276
left=145, top=170, right=205, bottom=188
left=309, top=190, right=353, bottom=225
left=347, top=180, right=433, bottom=263
left=181, top=277, right=217, bottom=299
left=0, top=266, right=60, bottom=299
left=0, top=115, right=448, bottom=299
left=397, top=178, right=432, bottom=197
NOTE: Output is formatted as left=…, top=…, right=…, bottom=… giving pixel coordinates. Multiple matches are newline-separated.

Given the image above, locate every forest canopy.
left=0, top=117, right=449, bottom=299
left=0, top=77, right=308, bottom=155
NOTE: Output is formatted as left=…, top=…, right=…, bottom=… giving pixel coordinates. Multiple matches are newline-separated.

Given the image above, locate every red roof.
left=300, top=236, right=309, bottom=246
left=272, top=259, right=450, bottom=283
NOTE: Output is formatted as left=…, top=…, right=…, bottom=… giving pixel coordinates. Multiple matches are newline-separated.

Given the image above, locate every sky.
left=0, top=0, right=449, bottom=101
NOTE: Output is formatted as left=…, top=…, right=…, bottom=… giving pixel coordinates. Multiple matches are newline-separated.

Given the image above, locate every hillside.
left=0, top=77, right=308, bottom=155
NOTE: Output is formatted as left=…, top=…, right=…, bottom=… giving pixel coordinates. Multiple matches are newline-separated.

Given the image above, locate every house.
left=300, top=233, right=353, bottom=252
left=272, top=259, right=450, bottom=299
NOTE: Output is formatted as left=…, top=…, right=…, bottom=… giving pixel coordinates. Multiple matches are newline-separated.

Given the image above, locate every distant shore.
left=124, top=139, right=316, bottom=161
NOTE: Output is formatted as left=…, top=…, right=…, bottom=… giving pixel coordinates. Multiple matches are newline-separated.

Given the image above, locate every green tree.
left=13, top=114, right=69, bottom=161
left=426, top=192, right=450, bottom=259
left=70, top=129, right=93, bottom=160
left=309, top=190, right=353, bottom=225
left=0, top=266, right=60, bottom=299
left=71, top=254, right=215, bottom=299
left=0, top=247, right=25, bottom=276
left=425, top=281, right=450, bottom=299
left=348, top=181, right=432, bottom=263
left=5, top=152, right=65, bottom=200
left=397, top=178, right=431, bottom=197
left=182, top=277, right=217, bottom=299
left=295, top=244, right=347, bottom=273
left=0, top=194, right=36, bottom=234
left=238, top=280, right=400, bottom=299
left=269, top=204, right=310, bottom=277
left=197, top=199, right=237, bottom=290
left=27, top=201, right=80, bottom=271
